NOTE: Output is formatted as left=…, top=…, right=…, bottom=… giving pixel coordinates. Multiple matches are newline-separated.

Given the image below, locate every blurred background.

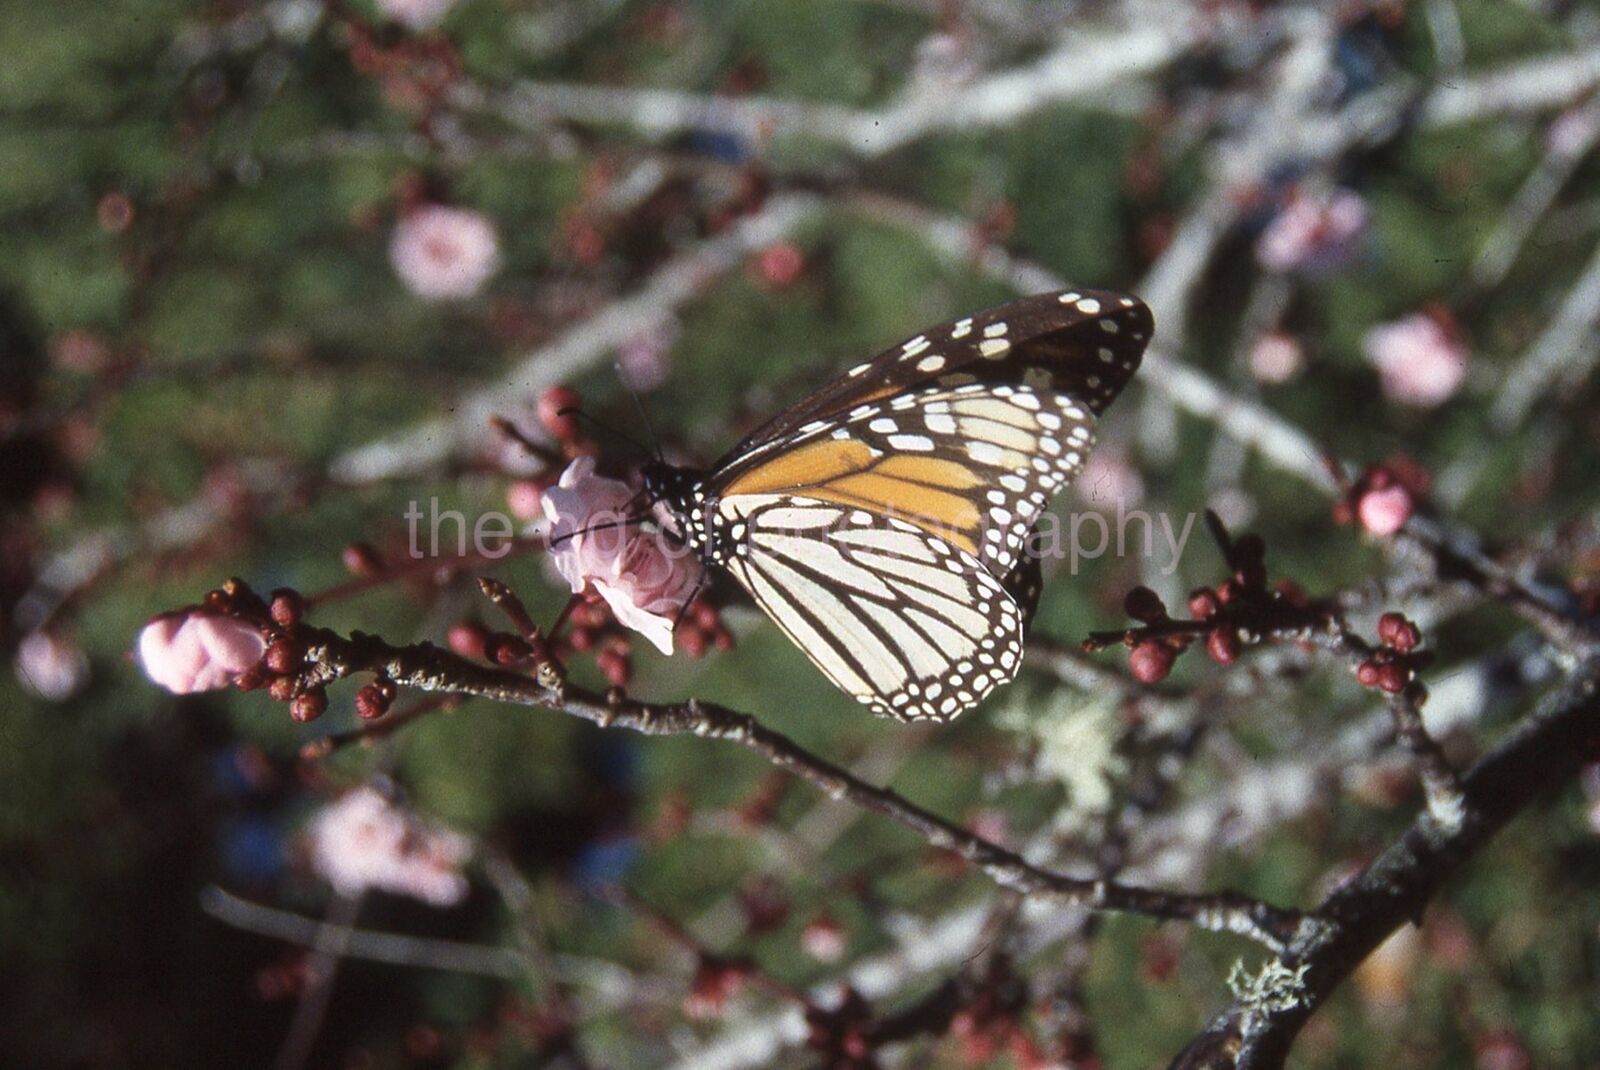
left=3, top=0, right=1600, bottom=1067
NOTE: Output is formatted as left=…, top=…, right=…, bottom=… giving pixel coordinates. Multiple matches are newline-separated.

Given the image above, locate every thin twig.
left=290, top=625, right=1306, bottom=951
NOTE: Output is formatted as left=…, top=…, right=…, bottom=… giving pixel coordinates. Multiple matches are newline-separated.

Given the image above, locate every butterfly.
left=643, top=289, right=1151, bottom=722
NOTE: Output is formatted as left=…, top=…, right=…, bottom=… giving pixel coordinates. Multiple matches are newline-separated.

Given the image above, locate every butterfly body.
left=645, top=289, right=1151, bottom=722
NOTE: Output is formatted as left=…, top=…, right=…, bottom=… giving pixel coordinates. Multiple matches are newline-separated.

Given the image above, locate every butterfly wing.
left=717, top=494, right=1026, bottom=722
left=719, top=288, right=1150, bottom=475
left=689, top=289, right=1151, bottom=721
left=709, top=379, right=1097, bottom=580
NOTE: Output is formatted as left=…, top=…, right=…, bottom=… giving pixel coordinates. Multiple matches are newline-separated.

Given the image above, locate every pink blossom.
left=389, top=204, right=500, bottom=301
left=138, top=611, right=266, bottom=694
left=15, top=631, right=88, bottom=702
left=308, top=786, right=471, bottom=906
left=541, top=457, right=703, bottom=656
left=1075, top=448, right=1145, bottom=510
left=1249, top=331, right=1303, bottom=384
left=378, top=0, right=458, bottom=32
left=616, top=318, right=679, bottom=393
left=1363, top=312, right=1468, bottom=408
left=1256, top=188, right=1369, bottom=273
left=801, top=915, right=848, bottom=963
left=1357, top=483, right=1414, bottom=536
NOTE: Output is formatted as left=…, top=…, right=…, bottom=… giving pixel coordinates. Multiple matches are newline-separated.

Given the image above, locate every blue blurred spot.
left=220, top=814, right=285, bottom=884
left=574, top=832, right=639, bottom=891
left=687, top=130, right=750, bottom=164
left=588, top=733, right=639, bottom=792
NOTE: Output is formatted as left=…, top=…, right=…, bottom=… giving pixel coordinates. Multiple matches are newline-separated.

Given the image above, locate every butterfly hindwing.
left=717, top=494, right=1026, bottom=722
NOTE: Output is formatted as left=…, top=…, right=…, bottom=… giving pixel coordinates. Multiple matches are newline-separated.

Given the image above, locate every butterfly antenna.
left=545, top=487, right=656, bottom=550
left=615, top=359, right=666, bottom=463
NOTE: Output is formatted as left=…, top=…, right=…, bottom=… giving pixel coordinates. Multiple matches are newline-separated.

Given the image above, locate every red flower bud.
left=488, top=634, right=532, bottom=665
left=269, top=589, right=305, bottom=627
left=354, top=683, right=391, bottom=720
left=1129, top=641, right=1177, bottom=683
left=1206, top=628, right=1241, bottom=665
left=538, top=386, right=583, bottom=442
left=1123, top=586, right=1167, bottom=623
left=447, top=620, right=489, bottom=660
left=290, top=689, right=328, bottom=723
left=264, top=638, right=304, bottom=675
left=1377, top=612, right=1421, bottom=652
left=1376, top=663, right=1408, bottom=693
left=341, top=542, right=383, bottom=577
left=1188, top=587, right=1221, bottom=620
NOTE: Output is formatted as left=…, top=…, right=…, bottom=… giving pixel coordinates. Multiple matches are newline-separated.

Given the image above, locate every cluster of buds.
left=447, top=588, right=730, bottom=690
left=1094, top=526, right=1314, bottom=685
left=252, top=587, right=329, bottom=723
left=1356, top=612, right=1429, bottom=695
left=1333, top=457, right=1430, bottom=538
left=257, top=581, right=397, bottom=724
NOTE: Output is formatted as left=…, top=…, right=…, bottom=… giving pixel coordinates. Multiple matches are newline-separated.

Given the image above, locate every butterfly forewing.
left=719, top=288, right=1149, bottom=475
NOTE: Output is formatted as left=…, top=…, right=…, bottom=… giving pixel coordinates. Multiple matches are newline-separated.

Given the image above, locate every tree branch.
left=293, top=625, right=1305, bottom=951
left=1169, top=655, right=1600, bottom=1070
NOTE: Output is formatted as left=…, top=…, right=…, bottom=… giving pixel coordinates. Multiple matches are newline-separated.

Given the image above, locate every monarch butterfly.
left=643, top=289, right=1151, bottom=721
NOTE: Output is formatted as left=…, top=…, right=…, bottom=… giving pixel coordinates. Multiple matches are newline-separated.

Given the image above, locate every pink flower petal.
left=138, top=612, right=266, bottom=694
left=390, top=205, right=500, bottom=301
left=540, top=457, right=703, bottom=654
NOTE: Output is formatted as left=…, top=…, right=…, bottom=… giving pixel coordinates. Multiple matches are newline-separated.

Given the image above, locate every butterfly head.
left=640, top=460, right=717, bottom=557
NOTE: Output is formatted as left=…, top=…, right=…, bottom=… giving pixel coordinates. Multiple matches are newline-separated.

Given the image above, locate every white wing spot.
left=1100, top=320, right=1120, bottom=334
left=846, top=362, right=872, bottom=377
left=983, top=322, right=1008, bottom=338
left=869, top=417, right=897, bottom=433
left=1076, top=297, right=1102, bottom=314
left=1058, top=292, right=1081, bottom=304
left=978, top=338, right=1011, bottom=359
left=901, top=336, right=931, bottom=358
left=888, top=434, right=934, bottom=451
left=951, top=318, right=974, bottom=339
left=916, top=354, right=946, bottom=373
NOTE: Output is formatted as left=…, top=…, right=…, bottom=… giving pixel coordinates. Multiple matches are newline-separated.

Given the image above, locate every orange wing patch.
left=724, top=443, right=987, bottom=556
left=722, top=438, right=875, bottom=497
